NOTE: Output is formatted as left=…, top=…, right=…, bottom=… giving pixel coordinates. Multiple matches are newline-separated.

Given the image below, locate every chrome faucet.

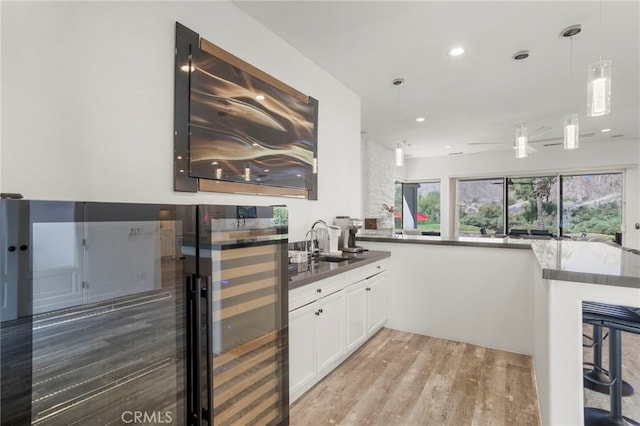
left=305, top=229, right=319, bottom=259
left=307, top=219, right=328, bottom=258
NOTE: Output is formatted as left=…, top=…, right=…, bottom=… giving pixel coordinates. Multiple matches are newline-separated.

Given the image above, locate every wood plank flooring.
left=290, top=328, right=540, bottom=426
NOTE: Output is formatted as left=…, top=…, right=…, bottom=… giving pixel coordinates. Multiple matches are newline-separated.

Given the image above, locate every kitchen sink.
left=314, top=254, right=349, bottom=262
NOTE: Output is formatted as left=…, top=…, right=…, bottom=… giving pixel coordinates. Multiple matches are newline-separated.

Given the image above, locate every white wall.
left=362, top=240, right=536, bottom=355
left=0, top=1, right=361, bottom=242
left=405, top=139, right=640, bottom=248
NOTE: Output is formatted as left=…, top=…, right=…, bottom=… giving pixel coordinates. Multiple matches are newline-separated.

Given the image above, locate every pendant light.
left=563, top=114, right=579, bottom=150
left=587, top=1, right=612, bottom=117
left=393, top=77, right=406, bottom=167
left=562, top=25, right=581, bottom=150
left=395, top=142, right=404, bottom=166
left=513, top=50, right=530, bottom=159
left=515, top=125, right=528, bottom=159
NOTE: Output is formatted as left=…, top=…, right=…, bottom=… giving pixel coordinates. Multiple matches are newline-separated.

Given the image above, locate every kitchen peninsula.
left=357, top=235, right=640, bottom=425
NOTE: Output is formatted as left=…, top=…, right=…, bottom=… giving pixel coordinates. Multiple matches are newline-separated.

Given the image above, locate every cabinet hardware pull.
left=319, top=308, right=323, bottom=314
left=7, top=246, right=16, bottom=252
left=19, top=245, right=28, bottom=251
left=316, top=288, right=322, bottom=293
left=315, top=310, right=320, bottom=316
left=366, top=287, right=371, bottom=291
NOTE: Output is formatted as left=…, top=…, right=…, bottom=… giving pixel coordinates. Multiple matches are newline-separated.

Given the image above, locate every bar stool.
left=583, top=323, right=634, bottom=396
left=582, top=302, right=640, bottom=426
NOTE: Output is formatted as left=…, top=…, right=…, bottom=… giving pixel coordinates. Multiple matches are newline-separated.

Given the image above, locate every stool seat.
left=583, top=302, right=640, bottom=328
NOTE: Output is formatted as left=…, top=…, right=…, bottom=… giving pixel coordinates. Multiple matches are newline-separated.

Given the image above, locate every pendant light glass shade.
left=514, top=125, right=528, bottom=159
left=587, top=60, right=612, bottom=117
left=563, top=114, right=579, bottom=150
left=395, top=143, right=404, bottom=166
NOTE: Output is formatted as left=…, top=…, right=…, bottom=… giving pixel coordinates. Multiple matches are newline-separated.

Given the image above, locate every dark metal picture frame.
left=174, top=23, right=319, bottom=200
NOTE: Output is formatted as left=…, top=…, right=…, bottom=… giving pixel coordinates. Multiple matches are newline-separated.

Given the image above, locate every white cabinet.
left=316, top=291, right=345, bottom=373
left=345, top=282, right=367, bottom=351
left=289, top=302, right=316, bottom=396
left=288, top=258, right=388, bottom=403
left=366, top=271, right=388, bottom=334
left=345, top=270, right=388, bottom=350
left=289, top=290, right=345, bottom=401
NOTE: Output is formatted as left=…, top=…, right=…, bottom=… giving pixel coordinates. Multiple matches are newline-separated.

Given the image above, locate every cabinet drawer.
left=289, top=258, right=388, bottom=311
left=289, top=277, right=345, bottom=311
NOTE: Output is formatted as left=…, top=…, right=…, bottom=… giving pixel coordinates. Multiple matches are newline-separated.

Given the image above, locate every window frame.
left=454, top=169, right=625, bottom=239
left=395, top=179, right=442, bottom=235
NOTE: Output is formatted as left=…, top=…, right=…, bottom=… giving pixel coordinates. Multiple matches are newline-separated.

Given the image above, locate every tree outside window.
left=457, top=172, right=623, bottom=240
left=458, top=178, right=504, bottom=236
left=508, top=176, right=557, bottom=233
left=395, top=181, right=441, bottom=233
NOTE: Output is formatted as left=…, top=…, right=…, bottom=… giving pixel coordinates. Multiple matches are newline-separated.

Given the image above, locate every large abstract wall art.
left=174, top=23, right=319, bottom=199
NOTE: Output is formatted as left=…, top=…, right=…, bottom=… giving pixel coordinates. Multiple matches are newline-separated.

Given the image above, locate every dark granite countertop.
left=357, top=235, right=533, bottom=250
left=357, top=235, right=640, bottom=289
left=288, top=250, right=390, bottom=291
left=530, top=240, right=640, bottom=289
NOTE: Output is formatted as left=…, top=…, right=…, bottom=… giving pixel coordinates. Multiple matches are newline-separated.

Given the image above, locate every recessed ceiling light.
left=601, top=128, right=612, bottom=133
left=416, top=117, right=425, bottom=122
left=448, top=47, right=465, bottom=57
left=445, top=145, right=453, bottom=149
left=256, top=95, right=265, bottom=101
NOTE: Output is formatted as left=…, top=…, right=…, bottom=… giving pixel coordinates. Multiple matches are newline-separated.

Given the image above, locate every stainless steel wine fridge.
left=0, top=200, right=289, bottom=425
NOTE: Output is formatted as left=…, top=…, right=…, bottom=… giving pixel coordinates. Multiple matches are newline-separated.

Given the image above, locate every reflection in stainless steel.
left=33, top=292, right=172, bottom=329
left=32, top=359, right=172, bottom=425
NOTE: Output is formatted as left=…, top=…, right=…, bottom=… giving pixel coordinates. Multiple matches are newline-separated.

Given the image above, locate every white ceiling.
left=233, top=1, right=640, bottom=159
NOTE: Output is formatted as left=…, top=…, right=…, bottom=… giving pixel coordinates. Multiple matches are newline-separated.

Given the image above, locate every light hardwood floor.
left=290, top=328, right=540, bottom=426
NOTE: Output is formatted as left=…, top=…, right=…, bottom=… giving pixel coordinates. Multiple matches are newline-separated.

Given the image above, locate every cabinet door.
left=366, top=272, right=388, bottom=335
left=289, top=303, right=317, bottom=397
left=345, top=281, right=367, bottom=351
left=316, top=290, right=345, bottom=373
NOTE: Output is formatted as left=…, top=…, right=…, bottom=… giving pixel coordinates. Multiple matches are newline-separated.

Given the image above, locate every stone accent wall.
left=362, top=139, right=396, bottom=221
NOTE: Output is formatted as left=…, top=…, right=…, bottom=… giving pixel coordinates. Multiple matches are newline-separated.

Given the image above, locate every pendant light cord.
left=520, top=58, right=525, bottom=127
left=569, top=36, right=574, bottom=99
left=599, top=0, right=603, bottom=61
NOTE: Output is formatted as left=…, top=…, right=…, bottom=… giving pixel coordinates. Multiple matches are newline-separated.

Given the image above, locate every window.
left=561, top=173, right=622, bottom=239
left=416, top=182, right=441, bottom=232
left=394, top=182, right=403, bottom=230
left=458, top=178, right=504, bottom=236
left=507, top=176, right=558, bottom=234
left=395, top=181, right=441, bottom=234
left=456, top=172, right=623, bottom=239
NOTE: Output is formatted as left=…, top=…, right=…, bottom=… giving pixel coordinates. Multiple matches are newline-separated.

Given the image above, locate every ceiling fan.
left=530, top=132, right=596, bottom=146
left=466, top=126, right=551, bottom=154
left=466, top=126, right=594, bottom=153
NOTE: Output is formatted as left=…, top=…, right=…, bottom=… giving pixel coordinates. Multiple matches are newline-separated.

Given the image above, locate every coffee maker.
left=334, top=216, right=364, bottom=253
